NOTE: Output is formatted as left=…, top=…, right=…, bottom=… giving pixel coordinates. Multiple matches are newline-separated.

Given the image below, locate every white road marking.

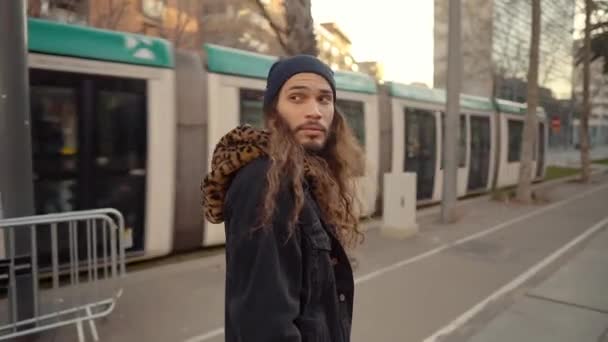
left=354, top=183, right=608, bottom=284
left=183, top=327, right=225, bottom=342
left=184, top=183, right=608, bottom=342
left=422, top=215, right=608, bottom=342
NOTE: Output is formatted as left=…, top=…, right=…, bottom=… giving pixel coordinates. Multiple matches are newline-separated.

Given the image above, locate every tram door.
left=404, top=108, right=436, bottom=200
left=468, top=116, right=491, bottom=191
left=30, top=69, right=147, bottom=261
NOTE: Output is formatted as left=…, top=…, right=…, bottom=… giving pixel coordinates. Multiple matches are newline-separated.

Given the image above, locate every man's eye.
left=320, top=96, right=332, bottom=103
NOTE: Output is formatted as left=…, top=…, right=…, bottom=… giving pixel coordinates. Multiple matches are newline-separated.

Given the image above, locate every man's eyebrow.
left=285, top=86, right=333, bottom=94
left=286, top=85, right=310, bottom=91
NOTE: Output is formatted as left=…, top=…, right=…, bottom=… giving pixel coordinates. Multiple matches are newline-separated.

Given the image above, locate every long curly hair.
left=258, top=101, right=366, bottom=248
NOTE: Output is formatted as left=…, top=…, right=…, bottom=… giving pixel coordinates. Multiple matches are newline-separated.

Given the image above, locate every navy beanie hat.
left=263, top=55, right=336, bottom=111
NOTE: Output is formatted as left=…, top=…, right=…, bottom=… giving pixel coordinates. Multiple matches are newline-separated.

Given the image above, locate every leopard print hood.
left=201, top=125, right=358, bottom=246
left=201, top=125, right=271, bottom=224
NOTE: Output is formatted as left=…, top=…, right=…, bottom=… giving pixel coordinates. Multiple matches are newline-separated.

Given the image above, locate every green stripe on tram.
left=388, top=82, right=447, bottom=105
left=388, top=82, right=530, bottom=115
left=204, top=44, right=377, bottom=94
left=28, top=18, right=174, bottom=68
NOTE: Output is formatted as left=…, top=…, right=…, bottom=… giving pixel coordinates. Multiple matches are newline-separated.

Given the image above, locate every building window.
left=336, top=99, right=365, bottom=148
left=39, top=0, right=88, bottom=24
left=239, top=89, right=265, bottom=128
left=202, top=0, right=226, bottom=17
left=508, top=120, right=524, bottom=162
left=142, top=0, right=166, bottom=20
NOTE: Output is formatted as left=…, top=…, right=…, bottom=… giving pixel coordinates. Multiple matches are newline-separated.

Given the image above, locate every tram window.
left=508, top=120, right=524, bottom=162
left=31, top=86, right=79, bottom=159
left=239, top=88, right=265, bottom=128
left=96, top=90, right=147, bottom=171
left=406, top=112, right=421, bottom=159
left=30, top=85, right=79, bottom=213
left=336, top=99, right=365, bottom=148
left=441, top=113, right=467, bottom=168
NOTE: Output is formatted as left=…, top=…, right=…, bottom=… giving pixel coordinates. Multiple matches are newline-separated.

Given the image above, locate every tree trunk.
left=515, top=0, right=541, bottom=204
left=441, top=0, right=461, bottom=223
left=284, top=0, right=318, bottom=55
left=27, top=0, right=42, bottom=16
left=581, top=0, right=593, bottom=183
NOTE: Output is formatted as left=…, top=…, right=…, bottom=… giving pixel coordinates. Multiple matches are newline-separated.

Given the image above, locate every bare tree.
left=284, top=0, right=318, bottom=55
left=573, top=1, right=608, bottom=173
left=579, top=0, right=595, bottom=182
left=27, top=0, right=42, bottom=17
left=254, top=0, right=318, bottom=56
left=153, top=0, right=199, bottom=49
left=585, top=1, right=608, bottom=72
left=94, top=0, right=129, bottom=30
left=515, top=0, right=541, bottom=203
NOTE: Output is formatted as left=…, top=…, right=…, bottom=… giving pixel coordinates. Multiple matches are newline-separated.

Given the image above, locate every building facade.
left=195, top=0, right=285, bottom=55
left=28, top=1, right=380, bottom=76
left=27, top=0, right=283, bottom=53
left=434, top=0, right=576, bottom=147
left=315, top=22, right=359, bottom=72
left=434, top=0, right=575, bottom=99
left=357, top=61, right=385, bottom=82
left=28, top=0, right=201, bottom=48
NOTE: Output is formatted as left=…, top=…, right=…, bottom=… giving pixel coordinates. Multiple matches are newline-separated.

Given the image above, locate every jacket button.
left=339, top=294, right=346, bottom=302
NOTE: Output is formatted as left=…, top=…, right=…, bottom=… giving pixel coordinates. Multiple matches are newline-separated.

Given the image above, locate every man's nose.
left=305, top=101, right=322, bottom=120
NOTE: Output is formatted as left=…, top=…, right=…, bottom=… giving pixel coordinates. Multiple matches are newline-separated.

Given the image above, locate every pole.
left=0, top=0, right=36, bottom=337
left=442, top=0, right=462, bottom=223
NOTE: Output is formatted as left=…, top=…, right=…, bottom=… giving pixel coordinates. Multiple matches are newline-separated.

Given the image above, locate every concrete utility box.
left=381, top=172, right=418, bottom=239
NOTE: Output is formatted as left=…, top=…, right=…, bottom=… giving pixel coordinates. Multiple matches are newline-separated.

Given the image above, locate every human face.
left=275, top=73, right=335, bottom=151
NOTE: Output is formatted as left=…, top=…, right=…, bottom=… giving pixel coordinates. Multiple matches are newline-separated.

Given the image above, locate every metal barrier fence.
left=0, top=208, right=126, bottom=341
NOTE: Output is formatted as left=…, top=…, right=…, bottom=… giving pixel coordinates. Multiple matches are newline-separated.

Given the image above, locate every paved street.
left=45, top=171, right=608, bottom=342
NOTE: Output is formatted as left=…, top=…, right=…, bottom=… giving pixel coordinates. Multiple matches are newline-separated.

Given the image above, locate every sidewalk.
left=467, top=225, right=608, bottom=342
left=44, top=172, right=608, bottom=342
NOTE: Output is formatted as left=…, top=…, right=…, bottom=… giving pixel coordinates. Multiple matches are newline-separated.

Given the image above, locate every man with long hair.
left=202, top=55, right=365, bottom=341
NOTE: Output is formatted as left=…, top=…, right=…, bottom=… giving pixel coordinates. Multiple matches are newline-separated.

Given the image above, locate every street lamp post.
left=0, top=1, right=36, bottom=337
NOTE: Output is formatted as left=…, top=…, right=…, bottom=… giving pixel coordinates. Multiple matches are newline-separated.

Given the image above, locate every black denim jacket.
left=223, top=157, right=355, bottom=342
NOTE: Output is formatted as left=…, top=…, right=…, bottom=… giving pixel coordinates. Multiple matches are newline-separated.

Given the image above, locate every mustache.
left=295, top=122, right=327, bottom=133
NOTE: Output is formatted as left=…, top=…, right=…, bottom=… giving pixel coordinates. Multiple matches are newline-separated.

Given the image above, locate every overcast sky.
left=312, top=0, right=585, bottom=88
left=312, top=0, right=435, bottom=86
